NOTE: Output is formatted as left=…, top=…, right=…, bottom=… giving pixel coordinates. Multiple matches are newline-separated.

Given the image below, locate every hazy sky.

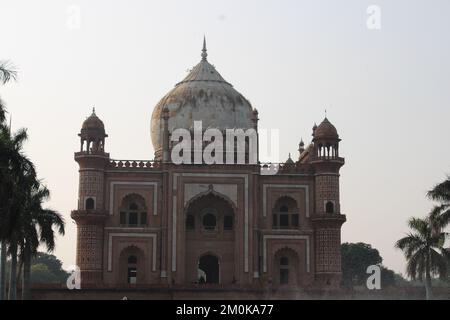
left=1, top=0, right=449, bottom=275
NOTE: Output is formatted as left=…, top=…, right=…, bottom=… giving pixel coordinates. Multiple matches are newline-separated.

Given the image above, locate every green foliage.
left=341, top=242, right=400, bottom=288
left=0, top=62, right=65, bottom=299
left=0, top=61, right=17, bottom=85
left=341, top=242, right=382, bottom=287
left=0, top=60, right=17, bottom=122
left=30, top=264, right=59, bottom=283
left=427, top=175, right=450, bottom=234
left=380, top=266, right=396, bottom=287
left=395, top=217, right=448, bottom=281
left=30, top=253, right=69, bottom=284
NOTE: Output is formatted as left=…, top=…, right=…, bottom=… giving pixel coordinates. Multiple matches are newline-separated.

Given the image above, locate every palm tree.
left=0, top=125, right=37, bottom=300
left=395, top=217, right=448, bottom=299
left=427, top=176, right=450, bottom=233
left=20, top=184, right=65, bottom=300
left=0, top=61, right=17, bottom=85
left=0, top=60, right=17, bottom=301
left=0, top=60, right=17, bottom=122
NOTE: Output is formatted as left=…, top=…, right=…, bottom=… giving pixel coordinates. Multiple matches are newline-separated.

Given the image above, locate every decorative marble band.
left=109, top=181, right=158, bottom=216
left=107, top=232, right=157, bottom=272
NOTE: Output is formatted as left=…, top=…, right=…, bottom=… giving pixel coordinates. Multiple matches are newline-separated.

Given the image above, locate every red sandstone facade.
left=71, top=43, right=346, bottom=291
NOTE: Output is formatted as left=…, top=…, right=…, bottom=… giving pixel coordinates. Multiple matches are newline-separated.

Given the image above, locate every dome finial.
left=201, top=35, right=208, bottom=61
left=92, top=107, right=96, bottom=115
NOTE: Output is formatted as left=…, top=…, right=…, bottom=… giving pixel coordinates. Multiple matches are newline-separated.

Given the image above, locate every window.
left=326, top=201, right=335, bottom=214
left=279, top=214, right=289, bottom=227
left=186, top=214, right=195, bottom=230
left=120, top=194, right=148, bottom=227
left=280, top=256, right=289, bottom=285
left=129, top=212, right=138, bottom=225
left=291, top=214, right=299, bottom=227
left=120, top=212, right=127, bottom=225
left=203, top=213, right=216, bottom=230
left=127, top=255, right=137, bottom=284
left=85, top=198, right=95, bottom=210
left=272, top=197, right=300, bottom=229
left=128, top=267, right=137, bottom=284
left=140, top=212, right=147, bottom=225
left=224, top=215, right=233, bottom=230
left=128, top=255, right=137, bottom=264
left=280, top=269, right=289, bottom=285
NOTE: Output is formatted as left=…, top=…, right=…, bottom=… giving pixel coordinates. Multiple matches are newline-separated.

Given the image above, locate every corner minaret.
left=71, top=109, right=109, bottom=286
left=310, top=117, right=346, bottom=288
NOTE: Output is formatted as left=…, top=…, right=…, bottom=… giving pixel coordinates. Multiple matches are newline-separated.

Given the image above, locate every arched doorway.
left=184, top=192, right=236, bottom=284
left=118, top=246, right=146, bottom=285
left=198, top=254, right=220, bottom=284
left=273, top=248, right=299, bottom=287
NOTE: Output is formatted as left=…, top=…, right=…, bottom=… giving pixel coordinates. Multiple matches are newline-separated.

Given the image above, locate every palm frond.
left=395, top=233, right=425, bottom=258
left=0, top=60, right=18, bottom=85
left=430, top=248, right=448, bottom=279
left=0, top=96, right=6, bottom=123
left=427, top=176, right=450, bottom=202
left=406, top=250, right=425, bottom=280
left=408, top=217, right=430, bottom=237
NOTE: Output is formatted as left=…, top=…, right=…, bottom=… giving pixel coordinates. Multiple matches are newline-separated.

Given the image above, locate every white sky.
left=1, top=0, right=449, bottom=275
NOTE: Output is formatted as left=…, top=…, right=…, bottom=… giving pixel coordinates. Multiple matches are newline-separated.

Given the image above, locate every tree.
left=19, top=184, right=65, bottom=299
left=30, top=264, right=60, bottom=283
left=0, top=125, right=36, bottom=300
left=380, top=266, right=396, bottom=287
left=0, top=60, right=18, bottom=301
left=395, top=217, right=448, bottom=300
left=341, top=242, right=382, bottom=287
left=30, top=253, right=69, bottom=284
left=0, top=60, right=17, bottom=123
left=427, top=176, right=450, bottom=233
left=0, top=61, right=17, bottom=85
left=341, top=242, right=398, bottom=288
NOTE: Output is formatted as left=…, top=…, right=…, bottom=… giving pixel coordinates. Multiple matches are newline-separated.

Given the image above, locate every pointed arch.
left=184, top=188, right=237, bottom=215
left=119, top=245, right=146, bottom=285
left=273, top=247, right=299, bottom=286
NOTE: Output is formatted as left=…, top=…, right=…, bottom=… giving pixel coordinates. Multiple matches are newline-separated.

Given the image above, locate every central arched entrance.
left=198, top=254, right=220, bottom=284
left=184, top=191, right=236, bottom=285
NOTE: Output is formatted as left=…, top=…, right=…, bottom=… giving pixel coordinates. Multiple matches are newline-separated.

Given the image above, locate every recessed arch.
left=184, top=191, right=237, bottom=233
left=198, top=252, right=220, bottom=284
left=184, top=188, right=238, bottom=215
left=325, top=201, right=335, bottom=214
left=119, top=193, right=148, bottom=227
left=85, top=197, right=95, bottom=210
left=119, top=245, right=146, bottom=285
left=272, top=196, right=300, bottom=229
left=273, top=247, right=299, bottom=287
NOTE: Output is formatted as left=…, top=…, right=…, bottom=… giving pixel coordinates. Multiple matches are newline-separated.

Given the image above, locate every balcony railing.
left=105, top=159, right=310, bottom=174
left=259, top=162, right=307, bottom=175
left=108, top=159, right=160, bottom=169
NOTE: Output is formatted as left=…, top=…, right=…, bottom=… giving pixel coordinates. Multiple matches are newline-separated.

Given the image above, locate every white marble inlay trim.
left=109, top=181, right=158, bottom=216
left=262, top=234, right=310, bottom=273
left=171, top=173, right=249, bottom=272
left=262, top=184, right=309, bottom=217
left=184, top=183, right=238, bottom=207
left=107, top=232, right=157, bottom=272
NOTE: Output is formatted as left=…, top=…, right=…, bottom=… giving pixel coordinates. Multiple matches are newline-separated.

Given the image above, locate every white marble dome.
left=150, top=39, right=255, bottom=157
